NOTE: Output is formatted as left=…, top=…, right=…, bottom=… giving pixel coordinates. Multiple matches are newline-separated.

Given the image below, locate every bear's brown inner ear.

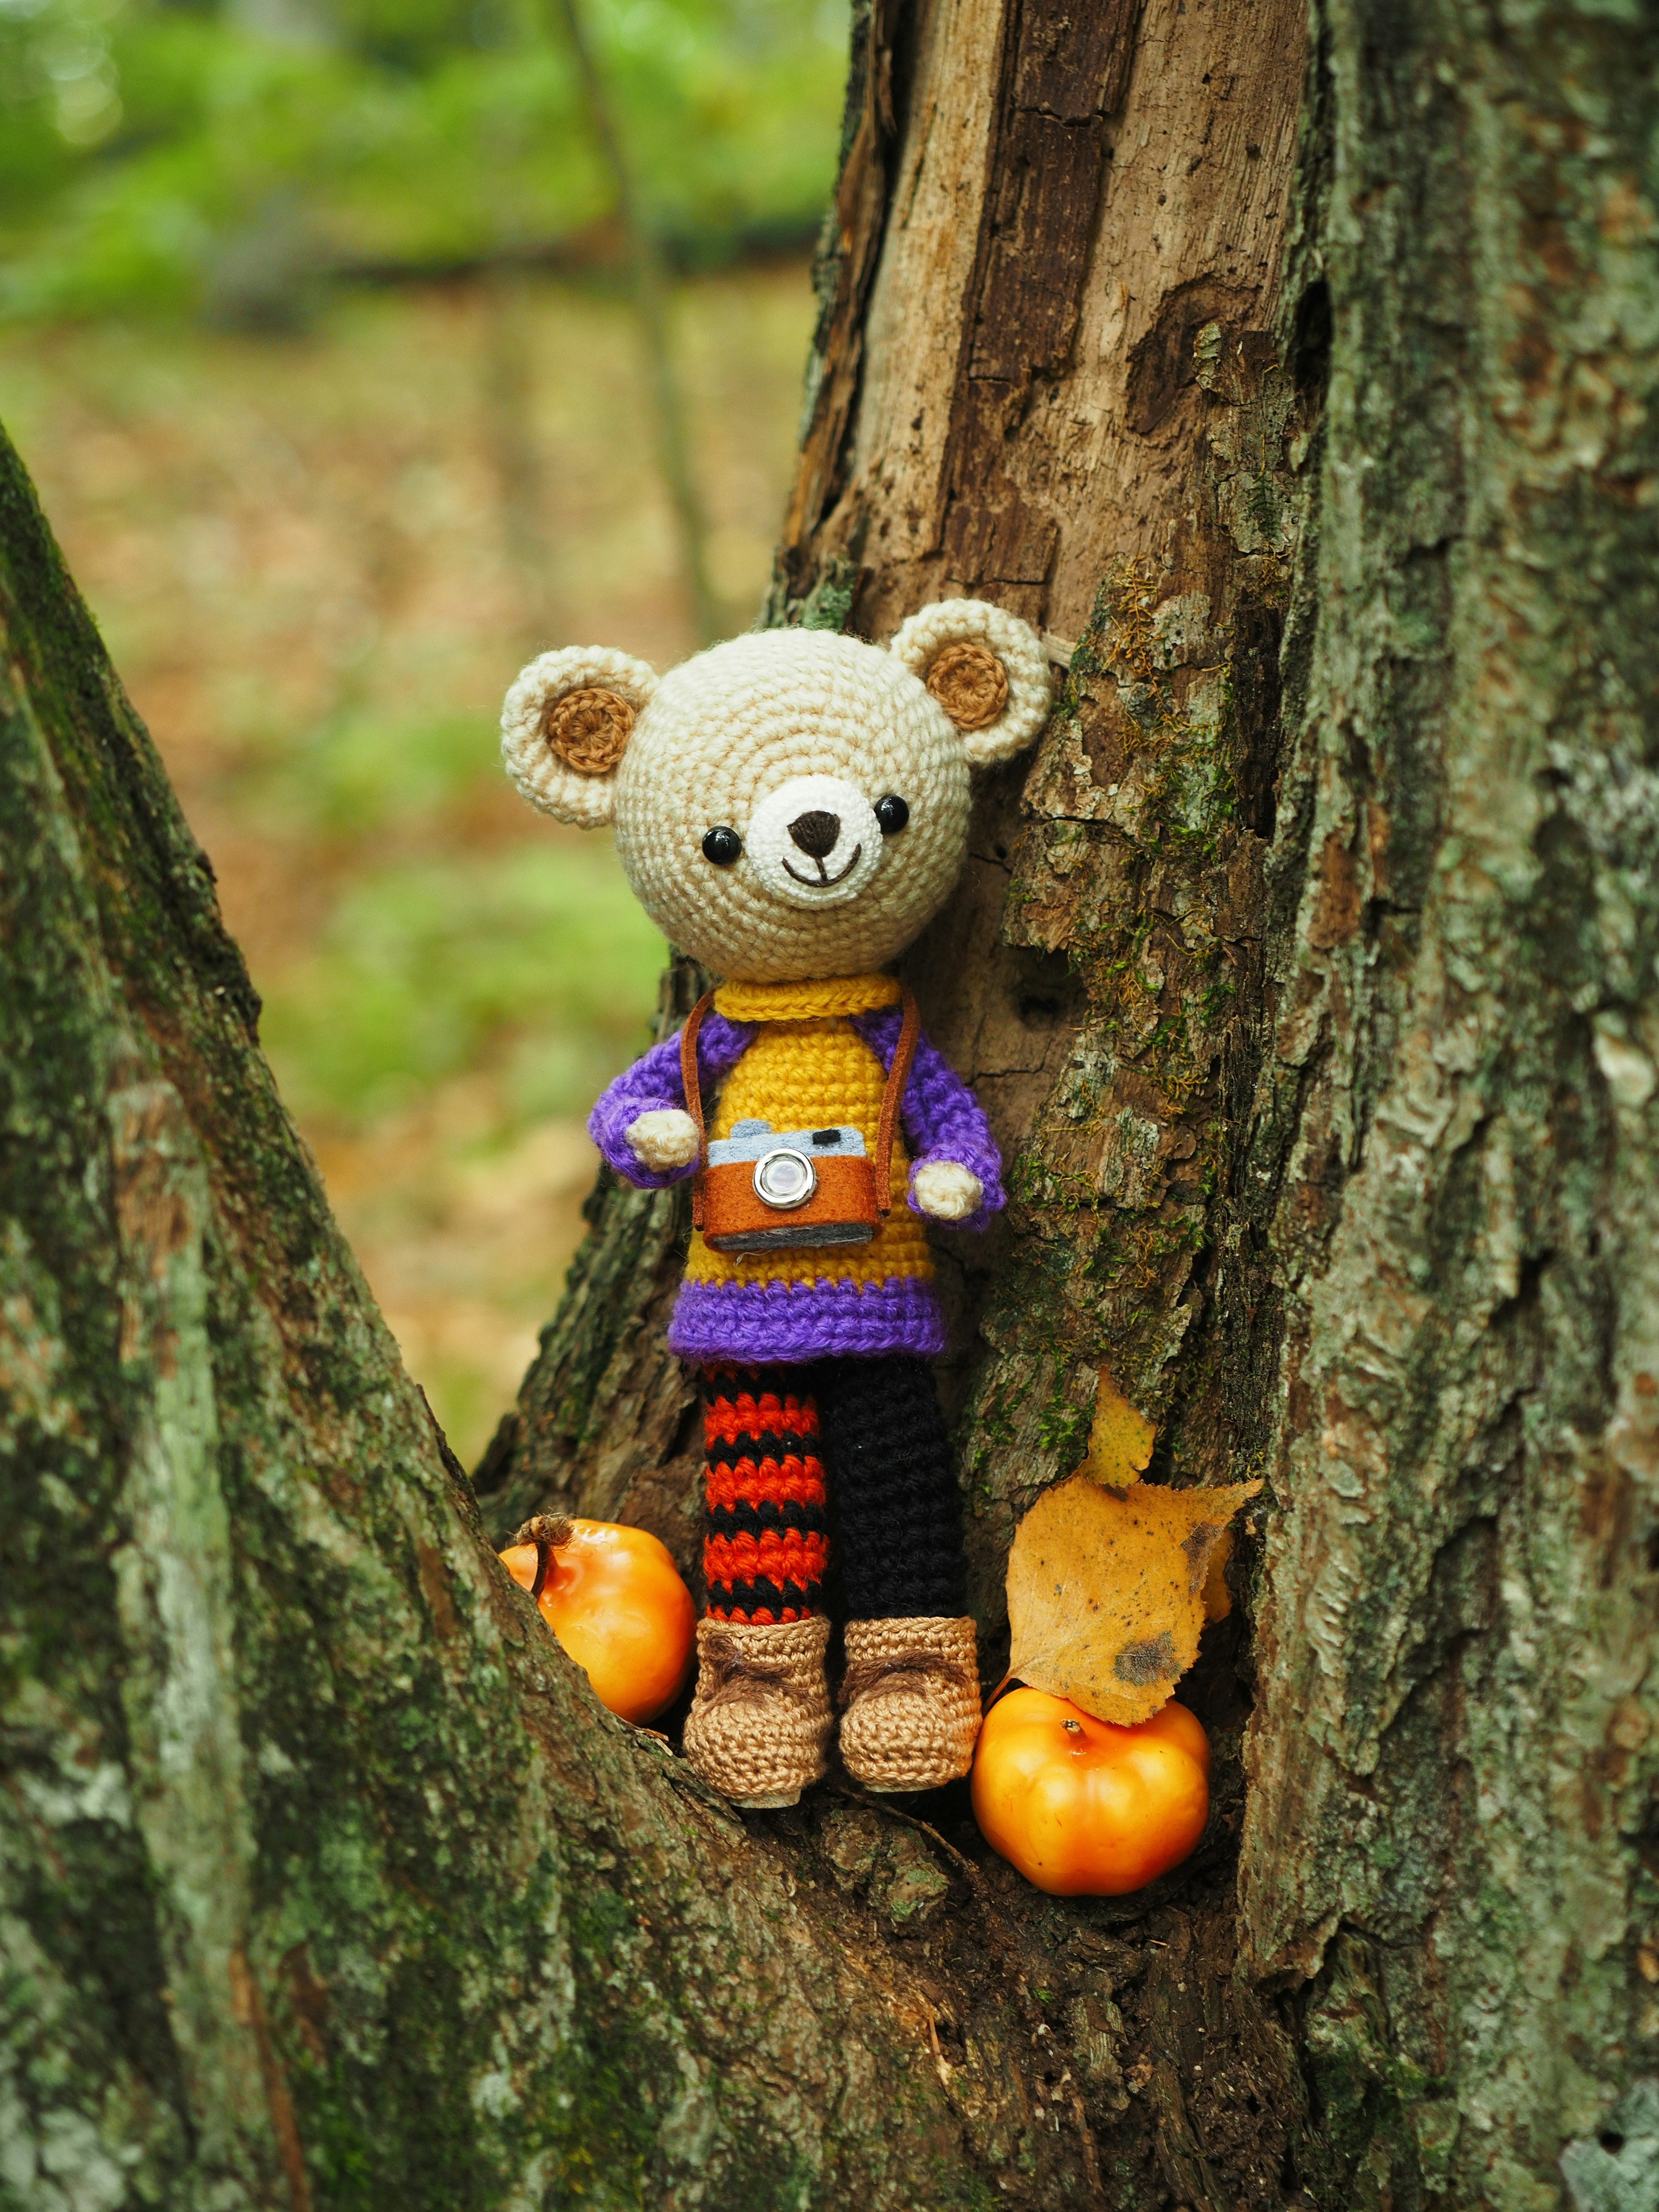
left=542, top=686, right=635, bottom=775
left=925, top=641, right=1009, bottom=732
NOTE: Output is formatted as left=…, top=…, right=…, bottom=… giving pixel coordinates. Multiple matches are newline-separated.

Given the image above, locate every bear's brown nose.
left=788, top=810, right=841, bottom=858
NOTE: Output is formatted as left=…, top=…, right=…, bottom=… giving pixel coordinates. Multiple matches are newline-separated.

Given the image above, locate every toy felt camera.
left=700, top=1119, right=877, bottom=1253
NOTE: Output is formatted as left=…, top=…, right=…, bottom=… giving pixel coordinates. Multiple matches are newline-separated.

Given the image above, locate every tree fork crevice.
left=481, top=0, right=1321, bottom=2202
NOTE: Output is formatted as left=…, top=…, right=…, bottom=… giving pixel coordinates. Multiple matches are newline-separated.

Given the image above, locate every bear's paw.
left=627, top=1109, right=701, bottom=1173
left=911, top=1161, right=983, bottom=1221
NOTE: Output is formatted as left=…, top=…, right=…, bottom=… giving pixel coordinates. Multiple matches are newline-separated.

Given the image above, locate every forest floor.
left=1, top=261, right=814, bottom=1459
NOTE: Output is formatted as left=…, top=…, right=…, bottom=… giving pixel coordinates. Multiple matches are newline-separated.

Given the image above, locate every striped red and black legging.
left=700, top=1359, right=966, bottom=1624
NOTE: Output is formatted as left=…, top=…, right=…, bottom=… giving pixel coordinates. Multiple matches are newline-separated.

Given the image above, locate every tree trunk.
left=5, top=6, right=1654, bottom=2212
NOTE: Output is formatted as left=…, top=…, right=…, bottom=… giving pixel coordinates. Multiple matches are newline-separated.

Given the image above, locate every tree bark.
left=6, top=5, right=1656, bottom=2211
left=1239, top=7, right=1659, bottom=2204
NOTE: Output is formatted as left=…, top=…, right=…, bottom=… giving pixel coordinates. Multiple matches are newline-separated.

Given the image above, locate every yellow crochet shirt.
left=680, top=972, right=933, bottom=1294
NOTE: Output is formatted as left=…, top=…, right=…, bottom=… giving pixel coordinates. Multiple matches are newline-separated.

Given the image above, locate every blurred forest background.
left=0, top=0, right=846, bottom=1458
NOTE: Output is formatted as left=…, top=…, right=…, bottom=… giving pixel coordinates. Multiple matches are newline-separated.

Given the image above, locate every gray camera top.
left=708, top=1119, right=868, bottom=1166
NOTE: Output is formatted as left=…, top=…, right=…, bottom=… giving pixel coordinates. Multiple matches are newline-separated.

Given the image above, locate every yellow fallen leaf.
left=1006, top=1473, right=1260, bottom=1724
left=1082, top=1369, right=1156, bottom=1490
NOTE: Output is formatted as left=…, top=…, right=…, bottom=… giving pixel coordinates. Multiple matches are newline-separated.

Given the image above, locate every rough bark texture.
left=9, top=1, right=1658, bottom=2208
left=1238, top=6, right=1659, bottom=2207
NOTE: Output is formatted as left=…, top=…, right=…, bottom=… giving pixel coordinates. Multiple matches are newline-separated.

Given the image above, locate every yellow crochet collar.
left=712, top=973, right=902, bottom=1022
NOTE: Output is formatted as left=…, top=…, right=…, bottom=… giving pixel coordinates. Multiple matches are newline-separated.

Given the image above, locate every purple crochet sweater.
left=588, top=1001, right=1003, bottom=1365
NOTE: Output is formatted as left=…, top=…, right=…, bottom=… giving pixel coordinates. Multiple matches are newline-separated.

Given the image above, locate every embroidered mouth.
left=782, top=844, right=862, bottom=890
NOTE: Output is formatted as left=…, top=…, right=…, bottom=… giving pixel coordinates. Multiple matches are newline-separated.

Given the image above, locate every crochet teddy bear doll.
left=500, top=600, right=1052, bottom=1806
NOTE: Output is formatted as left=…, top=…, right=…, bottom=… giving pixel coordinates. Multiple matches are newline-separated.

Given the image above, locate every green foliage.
left=261, top=836, right=665, bottom=1126
left=242, top=703, right=664, bottom=1127
left=260, top=709, right=508, bottom=842
left=0, top=0, right=848, bottom=320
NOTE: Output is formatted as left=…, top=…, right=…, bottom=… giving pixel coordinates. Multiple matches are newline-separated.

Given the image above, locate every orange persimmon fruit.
left=499, top=1515, right=694, bottom=1725
left=971, top=1687, right=1210, bottom=1896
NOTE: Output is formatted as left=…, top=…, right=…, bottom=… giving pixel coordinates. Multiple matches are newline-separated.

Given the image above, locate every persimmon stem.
left=512, top=1515, right=574, bottom=1550
left=511, top=1515, right=573, bottom=1601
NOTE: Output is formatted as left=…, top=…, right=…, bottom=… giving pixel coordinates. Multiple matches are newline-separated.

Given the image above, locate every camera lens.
left=753, top=1147, right=817, bottom=1209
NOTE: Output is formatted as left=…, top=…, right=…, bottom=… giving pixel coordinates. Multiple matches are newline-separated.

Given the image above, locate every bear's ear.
left=500, top=645, right=659, bottom=827
left=887, top=598, right=1053, bottom=766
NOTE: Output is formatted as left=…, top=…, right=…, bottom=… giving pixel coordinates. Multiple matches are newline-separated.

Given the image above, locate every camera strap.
left=679, top=982, right=921, bottom=1234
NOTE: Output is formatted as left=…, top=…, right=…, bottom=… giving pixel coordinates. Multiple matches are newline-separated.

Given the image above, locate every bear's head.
left=500, top=599, right=1052, bottom=983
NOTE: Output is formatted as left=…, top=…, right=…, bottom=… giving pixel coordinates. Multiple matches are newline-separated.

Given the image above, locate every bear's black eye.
left=875, top=795, right=909, bottom=836
left=702, top=825, right=743, bottom=866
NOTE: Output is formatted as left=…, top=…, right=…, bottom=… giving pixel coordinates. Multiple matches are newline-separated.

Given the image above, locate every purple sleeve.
left=851, top=1006, right=1004, bottom=1233
left=587, top=1011, right=753, bottom=1188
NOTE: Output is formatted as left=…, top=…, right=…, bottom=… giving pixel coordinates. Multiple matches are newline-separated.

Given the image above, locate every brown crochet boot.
left=838, top=1616, right=982, bottom=1792
left=682, top=1615, right=832, bottom=1808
